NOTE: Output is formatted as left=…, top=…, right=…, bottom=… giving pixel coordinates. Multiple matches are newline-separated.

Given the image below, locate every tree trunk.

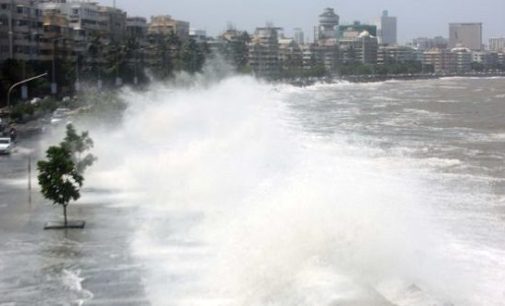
left=63, top=204, right=68, bottom=227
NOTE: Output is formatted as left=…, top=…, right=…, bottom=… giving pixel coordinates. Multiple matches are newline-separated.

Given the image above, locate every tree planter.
left=44, top=220, right=86, bottom=230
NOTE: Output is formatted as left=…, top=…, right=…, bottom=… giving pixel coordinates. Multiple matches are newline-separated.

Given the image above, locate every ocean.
left=1, top=75, right=505, bottom=305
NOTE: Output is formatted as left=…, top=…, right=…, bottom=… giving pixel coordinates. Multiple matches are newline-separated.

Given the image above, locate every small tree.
left=38, top=146, right=83, bottom=227
left=62, top=124, right=96, bottom=174
left=38, top=124, right=96, bottom=227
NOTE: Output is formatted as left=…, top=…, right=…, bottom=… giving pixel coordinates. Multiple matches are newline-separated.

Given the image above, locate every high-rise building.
left=449, top=23, right=482, bottom=50
left=293, top=28, right=304, bottom=45
left=489, top=38, right=505, bottom=52
left=377, top=10, right=397, bottom=45
left=318, top=8, right=339, bottom=41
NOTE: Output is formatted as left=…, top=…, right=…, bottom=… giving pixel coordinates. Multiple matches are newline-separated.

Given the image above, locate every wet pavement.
left=0, top=133, right=149, bottom=305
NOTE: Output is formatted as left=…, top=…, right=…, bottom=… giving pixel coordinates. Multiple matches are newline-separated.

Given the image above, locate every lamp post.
left=75, top=53, right=81, bottom=91
left=8, top=0, right=13, bottom=59
left=134, top=50, right=138, bottom=85
left=7, top=72, right=48, bottom=109
left=134, top=47, right=144, bottom=85
left=51, top=37, right=66, bottom=95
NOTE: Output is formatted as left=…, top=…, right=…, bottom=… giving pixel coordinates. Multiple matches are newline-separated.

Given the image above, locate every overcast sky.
left=100, top=0, right=505, bottom=43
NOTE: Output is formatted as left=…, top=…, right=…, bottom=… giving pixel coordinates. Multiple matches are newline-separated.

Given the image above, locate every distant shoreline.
left=285, top=71, right=505, bottom=86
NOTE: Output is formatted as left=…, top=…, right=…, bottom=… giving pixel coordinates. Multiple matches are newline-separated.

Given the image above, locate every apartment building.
left=377, top=45, right=417, bottom=65
left=126, top=16, right=147, bottom=41
left=412, top=36, right=448, bottom=50
left=249, top=26, right=281, bottom=78
left=148, top=15, right=189, bottom=40
left=99, top=5, right=126, bottom=42
left=0, top=0, right=44, bottom=61
left=278, top=37, right=303, bottom=73
left=489, top=38, right=505, bottom=52
left=339, top=30, right=378, bottom=65
left=38, top=8, right=75, bottom=61
left=451, top=47, right=472, bottom=72
left=423, top=48, right=455, bottom=72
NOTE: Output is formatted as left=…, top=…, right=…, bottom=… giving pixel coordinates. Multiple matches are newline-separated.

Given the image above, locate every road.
left=0, top=130, right=149, bottom=305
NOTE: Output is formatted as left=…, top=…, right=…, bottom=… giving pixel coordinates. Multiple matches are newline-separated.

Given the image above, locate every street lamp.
left=75, top=52, right=81, bottom=91
left=7, top=72, right=48, bottom=109
left=7, top=0, right=14, bottom=59
left=134, top=47, right=144, bottom=85
left=50, top=37, right=66, bottom=95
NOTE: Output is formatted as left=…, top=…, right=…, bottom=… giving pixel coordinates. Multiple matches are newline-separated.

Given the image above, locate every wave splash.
left=87, top=75, right=486, bottom=305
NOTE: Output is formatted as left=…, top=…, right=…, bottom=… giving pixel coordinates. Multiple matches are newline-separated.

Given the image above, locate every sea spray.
left=81, top=75, right=500, bottom=305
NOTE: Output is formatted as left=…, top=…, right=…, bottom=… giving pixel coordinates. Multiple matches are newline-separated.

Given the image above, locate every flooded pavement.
left=0, top=135, right=149, bottom=305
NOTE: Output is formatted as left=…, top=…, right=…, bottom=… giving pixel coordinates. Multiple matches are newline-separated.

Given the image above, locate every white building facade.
left=449, top=23, right=482, bottom=50
left=377, top=10, right=397, bottom=45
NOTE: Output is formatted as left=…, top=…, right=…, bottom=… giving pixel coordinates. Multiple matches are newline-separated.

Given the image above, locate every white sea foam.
left=61, top=269, right=93, bottom=305
left=83, top=75, right=505, bottom=305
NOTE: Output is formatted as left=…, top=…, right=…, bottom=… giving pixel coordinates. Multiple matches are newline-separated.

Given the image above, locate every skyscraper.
left=293, top=28, right=304, bottom=45
left=318, top=8, right=339, bottom=41
left=378, top=10, right=397, bottom=45
left=449, top=23, right=482, bottom=50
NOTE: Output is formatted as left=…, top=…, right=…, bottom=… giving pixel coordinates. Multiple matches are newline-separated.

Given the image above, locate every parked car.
left=51, top=108, right=72, bottom=124
left=0, top=137, right=13, bottom=155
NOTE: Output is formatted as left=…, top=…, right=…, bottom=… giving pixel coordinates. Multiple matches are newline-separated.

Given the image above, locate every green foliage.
left=280, top=65, right=328, bottom=79
left=338, top=63, right=374, bottom=75
left=37, top=125, right=95, bottom=225
left=104, top=41, right=128, bottom=78
left=9, top=97, right=58, bottom=122
left=219, top=31, right=251, bottom=71
left=338, top=61, right=424, bottom=76
left=37, top=145, right=83, bottom=207
left=62, top=124, right=97, bottom=174
left=10, top=103, right=36, bottom=122
left=147, top=33, right=208, bottom=78
left=179, top=39, right=206, bottom=73
left=471, top=61, right=485, bottom=72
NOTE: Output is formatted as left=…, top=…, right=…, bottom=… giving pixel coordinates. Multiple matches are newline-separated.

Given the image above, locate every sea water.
left=84, top=75, right=505, bottom=305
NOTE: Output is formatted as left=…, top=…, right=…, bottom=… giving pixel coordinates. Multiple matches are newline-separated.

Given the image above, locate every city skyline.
left=98, top=0, right=505, bottom=43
